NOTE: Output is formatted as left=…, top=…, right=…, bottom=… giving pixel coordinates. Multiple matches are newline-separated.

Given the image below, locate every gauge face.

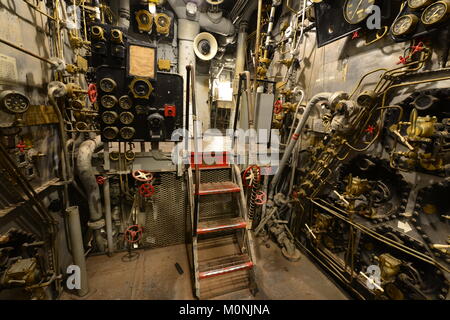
left=408, top=0, right=434, bottom=10
left=130, top=78, right=153, bottom=99
left=344, top=0, right=377, bottom=24
left=421, top=0, right=450, bottom=25
left=119, top=112, right=134, bottom=125
left=120, top=127, right=135, bottom=140
left=391, top=14, right=419, bottom=36
left=119, top=96, right=132, bottom=109
left=102, top=111, right=118, bottom=124
left=99, top=78, right=116, bottom=93
left=101, top=95, right=118, bottom=109
left=140, top=13, right=150, bottom=24
left=0, top=91, right=30, bottom=114
left=103, top=127, right=119, bottom=140
left=158, top=16, right=168, bottom=27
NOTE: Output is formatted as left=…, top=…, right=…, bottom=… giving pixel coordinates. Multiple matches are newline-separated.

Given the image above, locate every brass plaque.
left=129, top=45, right=155, bottom=79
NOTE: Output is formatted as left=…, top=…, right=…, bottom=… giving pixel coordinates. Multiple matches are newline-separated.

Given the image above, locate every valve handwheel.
left=132, top=169, right=153, bottom=182
left=124, top=225, right=143, bottom=243
left=243, top=165, right=261, bottom=188
left=88, top=83, right=98, bottom=103
left=255, top=191, right=267, bottom=205
left=96, top=175, right=106, bottom=185
left=139, top=183, right=155, bottom=198
left=274, top=99, right=283, bottom=114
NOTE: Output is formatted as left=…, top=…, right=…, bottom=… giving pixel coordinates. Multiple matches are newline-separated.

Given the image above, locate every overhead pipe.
left=77, top=136, right=105, bottom=252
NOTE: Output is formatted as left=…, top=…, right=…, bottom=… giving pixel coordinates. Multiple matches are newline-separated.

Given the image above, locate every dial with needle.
left=351, top=0, right=364, bottom=20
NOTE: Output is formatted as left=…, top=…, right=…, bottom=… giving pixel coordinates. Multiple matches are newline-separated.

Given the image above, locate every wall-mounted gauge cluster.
left=88, top=23, right=184, bottom=142
left=314, top=0, right=401, bottom=47
left=391, top=0, right=450, bottom=41
left=132, top=3, right=173, bottom=39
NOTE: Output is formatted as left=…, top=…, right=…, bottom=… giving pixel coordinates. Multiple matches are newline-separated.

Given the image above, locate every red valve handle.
left=274, top=99, right=283, bottom=114
left=255, top=191, right=267, bottom=205
left=16, top=140, right=30, bottom=153
left=132, top=170, right=153, bottom=182
left=139, top=183, right=155, bottom=198
left=88, top=83, right=98, bottom=103
left=124, top=225, right=143, bottom=243
left=96, top=176, right=106, bottom=185
left=243, top=165, right=261, bottom=188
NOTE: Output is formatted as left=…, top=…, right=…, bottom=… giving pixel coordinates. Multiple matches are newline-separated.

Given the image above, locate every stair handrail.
left=186, top=65, right=201, bottom=237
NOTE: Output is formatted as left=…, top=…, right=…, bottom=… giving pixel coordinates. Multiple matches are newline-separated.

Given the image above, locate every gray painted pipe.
left=167, top=0, right=235, bottom=36
left=77, top=137, right=105, bottom=252
left=118, top=0, right=130, bottom=30
left=67, top=206, right=89, bottom=296
left=103, top=177, right=114, bottom=256
left=269, top=92, right=332, bottom=197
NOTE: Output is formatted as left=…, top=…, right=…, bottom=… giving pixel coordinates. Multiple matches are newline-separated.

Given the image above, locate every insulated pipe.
left=118, top=0, right=130, bottom=30
left=103, top=177, right=114, bottom=256
left=67, top=206, right=89, bottom=296
left=77, top=136, right=105, bottom=252
left=269, top=93, right=332, bottom=197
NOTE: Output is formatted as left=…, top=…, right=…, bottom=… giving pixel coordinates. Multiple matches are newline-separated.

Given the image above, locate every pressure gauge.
left=119, top=112, right=134, bottom=125
left=101, top=95, right=118, bottom=108
left=103, top=126, right=119, bottom=140
left=102, top=111, right=118, bottom=124
left=421, top=0, right=450, bottom=26
left=0, top=90, right=30, bottom=114
left=391, top=14, right=419, bottom=36
left=408, top=0, right=434, bottom=10
left=119, top=95, right=132, bottom=109
left=136, top=10, right=153, bottom=33
left=120, top=127, right=135, bottom=140
left=343, top=0, right=377, bottom=24
left=129, top=78, right=153, bottom=99
left=99, top=78, right=117, bottom=93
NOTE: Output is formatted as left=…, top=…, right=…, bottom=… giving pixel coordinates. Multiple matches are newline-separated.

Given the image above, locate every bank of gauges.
left=391, top=0, right=450, bottom=39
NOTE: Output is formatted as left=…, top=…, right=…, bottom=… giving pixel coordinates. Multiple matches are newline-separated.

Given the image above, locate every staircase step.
left=198, top=254, right=253, bottom=279
left=196, top=181, right=241, bottom=195
left=197, top=217, right=246, bottom=235
left=199, top=269, right=251, bottom=299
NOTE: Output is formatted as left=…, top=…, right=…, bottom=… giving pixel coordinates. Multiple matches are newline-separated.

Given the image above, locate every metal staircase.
left=188, top=162, right=257, bottom=299
left=185, top=65, right=257, bottom=299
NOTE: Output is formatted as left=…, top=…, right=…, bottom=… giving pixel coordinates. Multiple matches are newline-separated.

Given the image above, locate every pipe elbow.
left=199, top=12, right=235, bottom=37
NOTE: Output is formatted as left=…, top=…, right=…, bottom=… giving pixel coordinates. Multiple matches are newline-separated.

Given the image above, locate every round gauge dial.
left=99, top=78, right=117, bottom=93
left=120, top=127, right=135, bottom=140
left=408, top=0, right=434, bottom=10
left=119, top=95, right=132, bottom=109
left=103, top=126, right=119, bottom=140
left=119, top=112, right=134, bottom=125
left=158, top=16, right=168, bottom=27
left=102, top=111, right=118, bottom=124
left=421, top=0, right=450, bottom=25
left=344, top=0, right=377, bottom=24
left=130, top=78, right=153, bottom=99
left=0, top=91, right=30, bottom=114
left=391, top=14, right=419, bottom=36
left=101, top=95, right=118, bottom=109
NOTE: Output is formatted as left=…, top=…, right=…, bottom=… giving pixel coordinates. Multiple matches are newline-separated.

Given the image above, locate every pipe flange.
left=88, top=219, right=105, bottom=230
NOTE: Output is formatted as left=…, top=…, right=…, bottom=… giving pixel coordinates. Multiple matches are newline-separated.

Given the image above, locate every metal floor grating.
left=142, top=172, right=186, bottom=248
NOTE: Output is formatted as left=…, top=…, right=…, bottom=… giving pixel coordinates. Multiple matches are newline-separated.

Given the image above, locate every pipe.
left=77, top=136, right=105, bottom=252
left=0, top=37, right=55, bottom=65
left=103, top=177, right=114, bottom=256
left=269, top=92, right=332, bottom=197
left=118, top=0, right=130, bottom=30
left=252, top=0, right=263, bottom=111
left=67, top=206, right=89, bottom=296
